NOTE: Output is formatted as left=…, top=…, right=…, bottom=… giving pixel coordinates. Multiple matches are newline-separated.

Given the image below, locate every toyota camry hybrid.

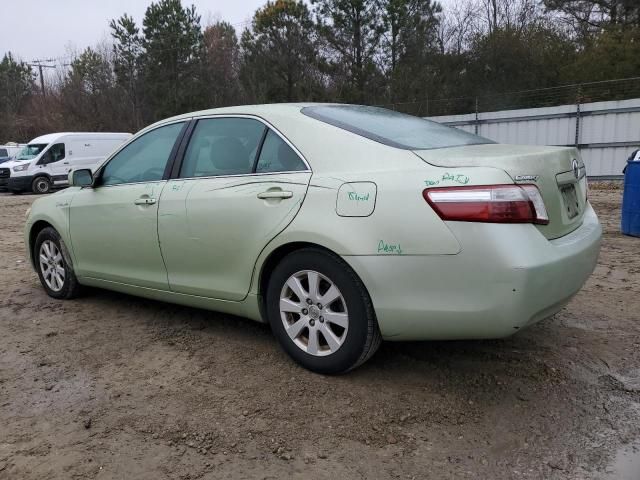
left=24, top=104, right=602, bottom=373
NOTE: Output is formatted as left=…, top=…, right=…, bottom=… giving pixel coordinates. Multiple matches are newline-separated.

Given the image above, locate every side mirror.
left=69, top=169, right=93, bottom=187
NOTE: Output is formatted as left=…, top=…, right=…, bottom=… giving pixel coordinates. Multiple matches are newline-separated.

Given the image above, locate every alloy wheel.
left=39, top=240, right=65, bottom=292
left=279, top=270, right=349, bottom=356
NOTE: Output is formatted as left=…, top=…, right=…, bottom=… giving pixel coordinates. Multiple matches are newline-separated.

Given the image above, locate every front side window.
left=301, top=105, right=493, bottom=150
left=180, top=118, right=265, bottom=178
left=16, top=143, right=47, bottom=160
left=101, top=122, right=185, bottom=186
left=37, top=143, right=65, bottom=165
left=255, top=130, right=307, bottom=173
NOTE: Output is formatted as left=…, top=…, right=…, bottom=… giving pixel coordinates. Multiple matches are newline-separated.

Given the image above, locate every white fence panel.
left=428, top=98, right=640, bottom=177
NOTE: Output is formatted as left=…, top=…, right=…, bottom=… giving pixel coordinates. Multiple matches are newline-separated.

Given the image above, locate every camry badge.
left=515, top=175, right=539, bottom=182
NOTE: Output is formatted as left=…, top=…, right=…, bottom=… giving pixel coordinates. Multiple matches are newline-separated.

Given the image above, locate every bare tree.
left=437, top=0, right=481, bottom=54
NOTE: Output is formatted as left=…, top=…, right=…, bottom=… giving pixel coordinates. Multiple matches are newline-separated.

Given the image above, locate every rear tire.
left=266, top=248, right=381, bottom=374
left=32, top=176, right=51, bottom=194
left=34, top=227, right=82, bottom=299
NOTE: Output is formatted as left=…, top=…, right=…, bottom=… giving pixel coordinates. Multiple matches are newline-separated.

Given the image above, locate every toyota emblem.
left=572, top=159, right=580, bottom=179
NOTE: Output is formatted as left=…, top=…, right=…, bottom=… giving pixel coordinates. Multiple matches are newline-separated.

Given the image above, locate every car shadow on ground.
left=76, top=285, right=570, bottom=434
left=81, top=284, right=556, bottom=383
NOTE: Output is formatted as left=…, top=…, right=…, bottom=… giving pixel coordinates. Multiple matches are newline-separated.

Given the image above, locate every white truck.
left=2, top=132, right=131, bottom=194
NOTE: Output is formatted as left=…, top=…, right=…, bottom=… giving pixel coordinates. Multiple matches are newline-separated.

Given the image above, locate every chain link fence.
left=379, top=77, right=640, bottom=117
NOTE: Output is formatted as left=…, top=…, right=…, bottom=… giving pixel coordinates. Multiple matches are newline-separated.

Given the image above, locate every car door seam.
left=154, top=181, right=173, bottom=290
left=245, top=173, right=314, bottom=301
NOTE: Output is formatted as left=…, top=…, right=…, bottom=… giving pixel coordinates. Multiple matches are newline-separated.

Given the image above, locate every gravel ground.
left=0, top=184, right=639, bottom=480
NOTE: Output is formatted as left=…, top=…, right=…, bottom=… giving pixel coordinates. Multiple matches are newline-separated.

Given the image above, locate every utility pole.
left=474, top=97, right=479, bottom=135
left=27, top=59, right=56, bottom=96
left=575, top=85, right=583, bottom=148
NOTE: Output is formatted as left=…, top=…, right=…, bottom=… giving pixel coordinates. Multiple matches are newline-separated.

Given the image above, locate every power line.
left=378, top=75, right=640, bottom=116
left=22, top=19, right=254, bottom=69
left=26, top=59, right=56, bottom=96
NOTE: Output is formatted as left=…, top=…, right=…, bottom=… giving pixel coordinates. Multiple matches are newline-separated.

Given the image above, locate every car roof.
left=147, top=103, right=335, bottom=129
left=139, top=103, right=421, bottom=174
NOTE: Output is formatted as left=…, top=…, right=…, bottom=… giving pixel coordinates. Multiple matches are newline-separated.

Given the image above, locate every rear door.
left=69, top=121, right=187, bottom=289
left=73, top=138, right=128, bottom=172
left=67, top=139, right=96, bottom=172
left=158, top=116, right=311, bottom=301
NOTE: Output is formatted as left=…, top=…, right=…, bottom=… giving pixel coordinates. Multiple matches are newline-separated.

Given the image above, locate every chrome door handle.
left=257, top=190, right=293, bottom=199
left=134, top=197, right=156, bottom=205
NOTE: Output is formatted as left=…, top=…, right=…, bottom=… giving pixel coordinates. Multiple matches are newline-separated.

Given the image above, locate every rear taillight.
left=423, top=184, right=549, bottom=225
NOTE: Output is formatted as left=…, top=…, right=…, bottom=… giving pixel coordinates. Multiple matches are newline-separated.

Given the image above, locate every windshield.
left=301, top=105, right=493, bottom=150
left=16, top=143, right=48, bottom=160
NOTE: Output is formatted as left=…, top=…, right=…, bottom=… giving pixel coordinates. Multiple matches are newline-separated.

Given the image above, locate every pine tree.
left=240, top=0, right=323, bottom=102
left=141, top=0, right=205, bottom=120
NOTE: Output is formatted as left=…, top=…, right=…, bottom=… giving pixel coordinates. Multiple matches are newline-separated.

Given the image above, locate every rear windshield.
left=301, top=105, right=493, bottom=150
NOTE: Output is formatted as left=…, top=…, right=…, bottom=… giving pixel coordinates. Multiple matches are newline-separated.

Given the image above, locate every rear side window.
left=301, top=105, right=493, bottom=150
left=180, top=118, right=265, bottom=178
left=255, top=130, right=307, bottom=173
left=37, top=143, right=65, bottom=165
left=0, top=149, right=8, bottom=157
left=101, top=122, right=184, bottom=186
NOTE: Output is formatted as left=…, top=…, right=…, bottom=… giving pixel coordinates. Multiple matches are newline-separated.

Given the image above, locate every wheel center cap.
left=308, top=305, right=320, bottom=320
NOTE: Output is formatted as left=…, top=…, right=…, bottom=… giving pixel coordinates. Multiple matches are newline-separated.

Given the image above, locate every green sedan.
left=24, top=104, right=602, bottom=373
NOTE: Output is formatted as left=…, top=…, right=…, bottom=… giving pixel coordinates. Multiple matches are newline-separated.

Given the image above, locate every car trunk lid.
left=414, top=144, right=587, bottom=239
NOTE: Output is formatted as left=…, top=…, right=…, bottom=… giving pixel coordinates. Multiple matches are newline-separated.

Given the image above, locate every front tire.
left=266, top=248, right=381, bottom=374
left=34, top=227, right=82, bottom=299
left=32, top=176, right=51, bottom=194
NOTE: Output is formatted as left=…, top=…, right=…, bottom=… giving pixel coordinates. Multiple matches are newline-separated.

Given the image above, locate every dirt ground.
left=0, top=184, right=639, bottom=480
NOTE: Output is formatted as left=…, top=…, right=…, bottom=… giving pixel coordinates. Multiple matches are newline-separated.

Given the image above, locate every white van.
left=0, top=143, right=26, bottom=189
left=0, top=143, right=25, bottom=162
left=3, top=132, right=131, bottom=194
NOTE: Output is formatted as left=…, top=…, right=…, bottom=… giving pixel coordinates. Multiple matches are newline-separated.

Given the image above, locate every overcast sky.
left=1, top=0, right=270, bottom=63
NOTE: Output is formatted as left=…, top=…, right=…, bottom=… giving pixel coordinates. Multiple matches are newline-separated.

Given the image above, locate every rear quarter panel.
left=249, top=138, right=515, bottom=294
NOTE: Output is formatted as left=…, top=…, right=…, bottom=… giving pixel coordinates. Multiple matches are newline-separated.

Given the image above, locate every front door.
left=158, top=117, right=311, bottom=301
left=36, top=143, right=70, bottom=186
left=69, top=121, right=186, bottom=289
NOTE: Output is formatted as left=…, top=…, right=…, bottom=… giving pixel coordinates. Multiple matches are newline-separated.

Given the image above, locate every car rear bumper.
left=344, top=203, right=602, bottom=340
left=8, top=175, right=32, bottom=192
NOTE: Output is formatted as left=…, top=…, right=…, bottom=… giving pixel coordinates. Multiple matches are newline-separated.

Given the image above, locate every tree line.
left=1, top=0, right=639, bottom=142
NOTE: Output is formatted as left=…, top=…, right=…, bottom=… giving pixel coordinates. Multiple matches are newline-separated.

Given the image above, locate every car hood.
left=1, top=159, right=32, bottom=169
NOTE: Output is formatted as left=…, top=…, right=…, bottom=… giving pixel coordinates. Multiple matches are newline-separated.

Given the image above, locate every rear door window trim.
left=170, top=114, right=312, bottom=180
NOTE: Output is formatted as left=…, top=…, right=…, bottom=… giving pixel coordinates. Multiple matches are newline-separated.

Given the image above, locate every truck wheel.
left=32, top=176, right=51, bottom=194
